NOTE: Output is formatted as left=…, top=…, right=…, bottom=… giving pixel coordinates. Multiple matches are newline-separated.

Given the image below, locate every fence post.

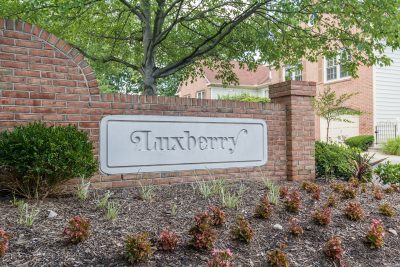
left=269, top=81, right=316, bottom=181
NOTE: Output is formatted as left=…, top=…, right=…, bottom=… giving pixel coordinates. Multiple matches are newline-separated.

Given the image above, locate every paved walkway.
left=369, top=151, right=400, bottom=164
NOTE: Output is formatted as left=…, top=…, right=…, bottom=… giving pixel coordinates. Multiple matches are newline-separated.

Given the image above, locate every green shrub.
left=344, top=135, right=374, bottom=151
left=218, top=93, right=270, bottom=103
left=382, top=137, right=400, bottom=156
left=0, top=122, right=97, bottom=199
left=374, top=161, right=400, bottom=184
left=315, top=141, right=355, bottom=179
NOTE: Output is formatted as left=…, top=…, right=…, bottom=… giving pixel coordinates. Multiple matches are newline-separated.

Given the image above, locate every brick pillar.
left=269, top=81, right=316, bottom=181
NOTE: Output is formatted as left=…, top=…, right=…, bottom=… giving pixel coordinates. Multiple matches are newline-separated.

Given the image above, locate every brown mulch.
left=0, top=179, right=399, bottom=267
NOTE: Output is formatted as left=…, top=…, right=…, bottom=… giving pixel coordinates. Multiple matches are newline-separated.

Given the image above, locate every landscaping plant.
left=267, top=183, right=279, bottom=205
left=344, top=202, right=365, bottom=221
left=231, top=215, right=254, bottom=243
left=340, top=185, right=357, bottom=199
left=209, top=206, right=226, bottom=226
left=284, top=191, right=301, bottom=213
left=350, top=152, right=384, bottom=182
left=382, top=137, right=400, bottom=156
left=125, top=232, right=153, bottom=264
left=189, top=212, right=217, bottom=250
left=96, top=190, right=113, bottom=209
left=325, top=194, right=337, bottom=208
left=139, top=183, right=155, bottom=201
left=378, top=203, right=397, bottom=217
left=344, top=135, right=374, bottom=151
left=0, top=122, right=96, bottom=199
left=313, top=207, right=332, bottom=226
left=219, top=93, right=270, bottom=103
left=220, top=188, right=241, bottom=209
left=366, top=219, right=385, bottom=249
left=76, top=177, right=91, bottom=201
left=0, top=228, right=10, bottom=257
left=157, top=229, right=179, bottom=251
left=324, top=236, right=344, bottom=267
left=17, top=203, right=40, bottom=226
left=254, top=195, right=273, bottom=219
left=279, top=186, right=289, bottom=199
left=330, top=181, right=346, bottom=194
left=106, top=201, right=120, bottom=220
left=301, top=181, right=321, bottom=200
left=374, top=161, right=400, bottom=184
left=266, top=244, right=290, bottom=267
left=63, top=216, right=91, bottom=243
left=207, top=248, right=234, bottom=267
left=288, top=217, right=304, bottom=236
left=373, top=187, right=384, bottom=200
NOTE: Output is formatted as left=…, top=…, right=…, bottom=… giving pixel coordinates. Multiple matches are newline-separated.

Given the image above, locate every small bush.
left=330, top=182, right=346, bottom=194
left=189, top=212, right=217, bottom=250
left=325, top=194, right=337, bottom=208
left=0, top=122, right=97, bottom=199
left=63, top=216, right=91, bottom=243
left=373, top=188, right=384, bottom=200
left=0, top=228, right=10, bottom=257
left=218, top=93, right=270, bottom=103
left=266, top=244, right=290, bottom=267
left=231, top=215, right=254, bottom=243
left=209, top=206, right=226, bottom=226
left=288, top=217, right=304, bottom=236
left=374, top=161, right=400, bottom=184
left=125, top=232, right=153, bottom=263
left=279, top=186, right=289, bottom=199
left=315, top=141, right=355, bottom=179
left=382, top=137, right=400, bottom=156
left=378, top=203, right=397, bottom=217
left=313, top=207, right=332, bottom=226
left=157, top=229, right=179, bottom=251
left=284, top=191, right=301, bottom=213
left=341, top=186, right=357, bottom=199
left=344, top=135, right=374, bottom=151
left=366, top=219, right=385, bottom=249
left=350, top=152, right=376, bottom=182
left=324, top=236, right=344, bottom=267
left=254, top=195, right=273, bottom=219
left=207, top=248, right=234, bottom=267
left=344, top=202, right=365, bottom=221
left=301, top=181, right=321, bottom=200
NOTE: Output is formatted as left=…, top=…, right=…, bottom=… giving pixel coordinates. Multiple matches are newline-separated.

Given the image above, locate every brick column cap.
left=269, top=81, right=316, bottom=99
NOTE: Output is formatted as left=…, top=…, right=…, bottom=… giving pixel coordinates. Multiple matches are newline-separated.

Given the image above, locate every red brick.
left=15, top=39, right=43, bottom=49
left=3, top=31, right=31, bottom=40
left=15, top=114, right=42, bottom=120
left=30, top=92, right=55, bottom=99
left=0, top=60, right=28, bottom=69
left=15, top=70, right=40, bottom=77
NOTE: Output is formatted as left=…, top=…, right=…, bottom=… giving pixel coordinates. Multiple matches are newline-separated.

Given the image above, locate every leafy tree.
left=2, top=0, right=400, bottom=95
left=312, top=87, right=362, bottom=142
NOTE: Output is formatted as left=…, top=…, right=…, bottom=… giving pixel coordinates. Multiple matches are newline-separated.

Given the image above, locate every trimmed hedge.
left=0, top=122, right=97, bottom=199
left=344, top=135, right=374, bottom=151
left=218, top=93, right=271, bottom=103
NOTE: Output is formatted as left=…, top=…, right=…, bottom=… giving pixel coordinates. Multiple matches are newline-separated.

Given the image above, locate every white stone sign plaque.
left=100, top=115, right=267, bottom=174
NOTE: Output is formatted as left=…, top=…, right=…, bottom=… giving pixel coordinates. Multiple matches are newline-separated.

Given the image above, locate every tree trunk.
left=143, top=71, right=157, bottom=95
left=326, top=120, right=330, bottom=142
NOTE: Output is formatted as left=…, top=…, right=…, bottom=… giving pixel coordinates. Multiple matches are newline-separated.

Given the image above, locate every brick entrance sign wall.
left=0, top=19, right=316, bottom=189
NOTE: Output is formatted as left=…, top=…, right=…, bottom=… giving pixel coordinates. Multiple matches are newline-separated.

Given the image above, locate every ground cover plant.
left=375, top=161, right=400, bottom=184
left=0, top=180, right=399, bottom=266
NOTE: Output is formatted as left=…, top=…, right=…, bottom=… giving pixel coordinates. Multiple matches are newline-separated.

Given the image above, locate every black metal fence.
left=375, top=122, right=398, bottom=144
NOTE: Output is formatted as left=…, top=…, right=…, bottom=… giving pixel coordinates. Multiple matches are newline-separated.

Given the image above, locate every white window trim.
left=196, top=90, right=205, bottom=99
left=283, top=66, right=303, bottom=81
left=324, top=56, right=351, bottom=84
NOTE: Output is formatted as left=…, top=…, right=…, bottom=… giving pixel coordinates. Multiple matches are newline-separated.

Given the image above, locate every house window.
left=184, top=94, right=191, bottom=98
left=196, top=90, right=205, bottom=99
left=325, top=52, right=351, bottom=82
left=284, top=65, right=302, bottom=81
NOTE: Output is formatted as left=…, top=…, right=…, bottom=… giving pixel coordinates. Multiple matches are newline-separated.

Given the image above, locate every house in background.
left=179, top=51, right=400, bottom=142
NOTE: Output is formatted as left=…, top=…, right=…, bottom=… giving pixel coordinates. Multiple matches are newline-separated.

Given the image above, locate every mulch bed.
left=0, top=179, right=399, bottom=267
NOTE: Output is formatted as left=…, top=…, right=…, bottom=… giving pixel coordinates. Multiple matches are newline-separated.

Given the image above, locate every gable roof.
left=203, top=62, right=271, bottom=86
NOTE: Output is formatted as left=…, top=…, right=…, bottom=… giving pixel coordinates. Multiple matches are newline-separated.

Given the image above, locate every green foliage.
left=125, top=233, right=153, bottom=264
left=139, top=184, right=155, bottom=201
left=76, top=178, right=91, bottom=201
left=344, top=135, right=374, bottom=151
left=0, top=122, right=97, bottom=199
left=378, top=203, right=397, bottom=217
left=266, top=244, right=290, bottom=267
left=96, top=190, right=113, bottom=209
left=106, top=201, right=120, bottom=221
left=313, top=87, right=362, bottom=141
left=375, top=161, right=400, bottom=184
left=218, top=94, right=270, bottom=103
left=220, top=187, right=243, bottom=209
left=17, top=203, right=40, bottom=226
left=315, top=141, right=355, bottom=179
left=350, top=152, right=385, bottom=182
left=3, top=0, right=400, bottom=94
left=343, top=202, right=365, bottom=221
left=382, top=137, right=400, bottom=156
left=63, top=216, right=91, bottom=243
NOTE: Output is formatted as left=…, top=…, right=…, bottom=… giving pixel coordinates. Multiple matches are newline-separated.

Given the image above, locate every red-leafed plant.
left=366, top=219, right=385, bottom=249
left=324, top=236, right=345, bottom=267
left=285, top=191, right=301, bottom=213
left=301, top=181, right=321, bottom=200
left=0, top=228, right=10, bottom=257
left=209, top=206, right=226, bottom=226
left=189, top=212, right=217, bottom=250
left=254, top=195, right=273, bottom=219
left=157, top=229, right=179, bottom=251
left=341, top=185, right=357, bottom=199
left=289, top=217, right=304, bottom=236
left=279, top=186, right=289, bottom=199
left=344, top=202, right=365, bottom=221
left=313, top=207, right=332, bottom=226
left=231, top=215, right=254, bottom=243
left=125, top=232, right=153, bottom=263
left=325, top=194, right=337, bottom=208
left=266, top=244, right=290, bottom=267
left=373, top=188, right=384, bottom=200
left=207, top=248, right=234, bottom=267
left=63, top=216, right=91, bottom=243
left=379, top=202, right=397, bottom=217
